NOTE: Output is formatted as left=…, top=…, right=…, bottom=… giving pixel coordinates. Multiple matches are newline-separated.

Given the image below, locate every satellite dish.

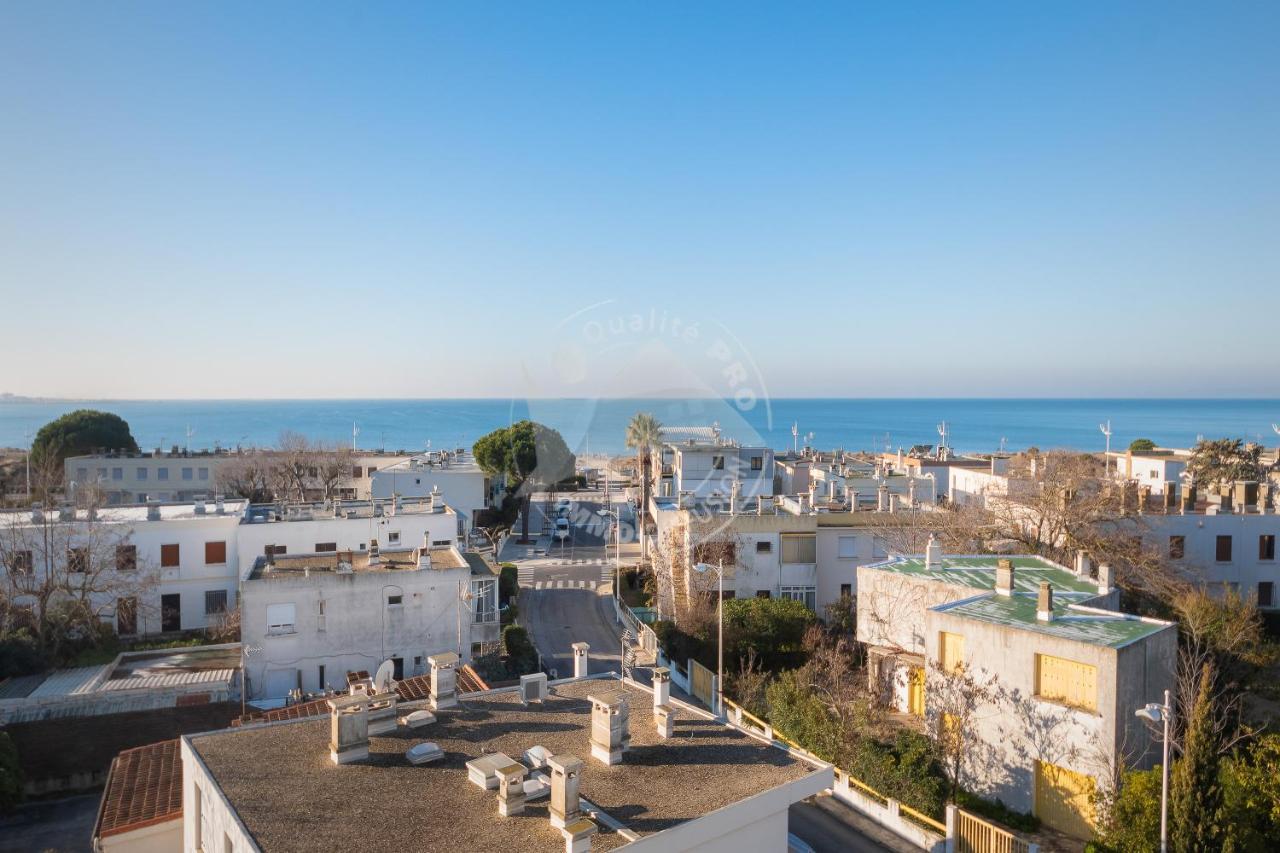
left=374, top=659, right=395, bottom=693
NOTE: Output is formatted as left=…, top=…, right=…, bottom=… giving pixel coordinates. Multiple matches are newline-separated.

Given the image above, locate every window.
left=840, top=583, right=852, bottom=598
left=387, top=593, right=403, bottom=606
left=315, top=542, right=337, bottom=553
left=472, top=578, right=497, bottom=623
left=317, top=599, right=326, bottom=632
left=318, top=665, right=326, bottom=690
left=1216, top=535, right=1233, bottom=562
left=198, top=467, right=209, bottom=481
left=1259, top=582, right=1274, bottom=608
left=205, top=590, right=228, bottom=615
left=780, top=586, right=817, bottom=611
left=116, top=544, right=137, bottom=572
left=264, top=544, right=286, bottom=557
left=781, top=534, right=816, bottom=564
left=750, top=456, right=763, bottom=471
left=755, top=590, right=771, bottom=599
left=1260, top=535, right=1276, bottom=561
left=352, top=466, right=362, bottom=478
left=112, top=467, right=123, bottom=480
left=182, top=467, right=193, bottom=480
left=693, top=542, right=736, bottom=564
left=266, top=603, right=296, bottom=635
left=755, top=541, right=772, bottom=554
left=76, top=466, right=87, bottom=480
left=117, top=597, right=138, bottom=635
left=137, top=467, right=148, bottom=481
left=9, top=549, right=33, bottom=574
left=67, top=547, right=88, bottom=573
left=940, top=631, right=965, bottom=673
left=838, top=536, right=857, bottom=559
left=712, top=455, right=725, bottom=470
left=161, top=594, right=181, bottom=632
left=157, top=467, right=169, bottom=481
left=432, top=539, right=452, bottom=546
left=205, top=541, right=227, bottom=565
left=388, top=530, right=401, bottom=546
left=161, top=543, right=180, bottom=568
left=1035, top=653, right=1098, bottom=712
left=367, top=466, right=377, bottom=475
left=1168, top=535, right=1184, bottom=559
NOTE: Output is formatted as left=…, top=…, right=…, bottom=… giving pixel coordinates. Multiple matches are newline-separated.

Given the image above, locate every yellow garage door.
left=1035, top=760, right=1095, bottom=839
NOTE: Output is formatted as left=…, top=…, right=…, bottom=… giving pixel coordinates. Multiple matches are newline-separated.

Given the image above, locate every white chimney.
left=215, top=496, right=225, bottom=515
left=877, top=483, right=889, bottom=512
left=652, top=666, right=671, bottom=708
left=1037, top=582, right=1054, bottom=622
left=729, top=480, right=741, bottom=515
left=654, top=702, right=673, bottom=739
left=30, top=503, right=43, bottom=523
left=417, top=538, right=432, bottom=571
left=193, top=498, right=206, bottom=515
left=1097, top=562, right=1114, bottom=594
left=849, top=490, right=859, bottom=511
left=588, top=692, right=629, bottom=766
left=430, top=485, right=445, bottom=513
left=572, top=642, right=590, bottom=678
left=924, top=534, right=942, bottom=569
left=428, top=651, right=458, bottom=710
left=497, top=760, right=528, bottom=817
left=146, top=499, right=161, bottom=521
left=995, top=558, right=1014, bottom=596
left=548, top=754, right=583, bottom=829
left=327, top=696, right=370, bottom=765
left=1074, top=550, right=1091, bottom=577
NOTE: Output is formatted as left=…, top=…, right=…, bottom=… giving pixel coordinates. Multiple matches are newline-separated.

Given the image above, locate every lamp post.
left=597, top=507, right=622, bottom=623
left=692, top=559, right=724, bottom=717
left=1135, top=689, right=1172, bottom=853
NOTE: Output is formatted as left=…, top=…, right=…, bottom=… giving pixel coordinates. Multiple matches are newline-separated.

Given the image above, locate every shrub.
left=31, top=409, right=138, bottom=467
left=502, top=625, right=539, bottom=676
left=723, top=596, right=817, bottom=671
left=498, top=564, right=519, bottom=605
left=0, top=631, right=45, bottom=679
left=954, top=790, right=1039, bottom=833
left=0, top=732, right=21, bottom=813
left=1091, top=767, right=1161, bottom=852
left=652, top=620, right=711, bottom=669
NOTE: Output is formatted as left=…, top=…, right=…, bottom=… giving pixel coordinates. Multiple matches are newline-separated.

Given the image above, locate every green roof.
left=936, top=593, right=1171, bottom=648
left=866, top=555, right=1099, bottom=596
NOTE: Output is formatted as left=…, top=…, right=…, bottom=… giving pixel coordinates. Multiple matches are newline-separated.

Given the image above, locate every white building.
left=170, top=673, right=830, bottom=853
left=368, top=448, right=497, bottom=531
left=856, top=552, right=1176, bottom=839
left=1105, top=448, right=1189, bottom=496
left=66, top=449, right=231, bottom=505
left=652, top=432, right=775, bottom=501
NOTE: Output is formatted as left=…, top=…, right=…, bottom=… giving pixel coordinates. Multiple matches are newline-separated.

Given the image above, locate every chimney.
left=729, top=480, right=741, bottom=515
left=548, top=754, right=583, bottom=829
left=654, top=702, right=674, bottom=739
left=428, top=651, right=459, bottom=710
left=995, top=558, right=1014, bottom=596
left=1137, top=485, right=1150, bottom=514
left=1163, top=486, right=1178, bottom=513
left=1181, top=483, right=1197, bottom=514
left=652, top=666, right=671, bottom=708
left=889, top=493, right=900, bottom=513
left=430, top=485, right=445, bottom=513
left=193, top=498, right=206, bottom=515
left=332, top=499, right=343, bottom=518
left=908, top=478, right=917, bottom=506
left=849, top=489, right=859, bottom=511
left=588, top=692, right=629, bottom=766
left=1036, top=582, right=1054, bottom=622
left=417, top=543, right=432, bottom=571
left=798, top=492, right=811, bottom=513
left=497, top=760, right=528, bottom=817
left=877, top=483, right=889, bottom=512
left=146, top=499, right=161, bottom=521
left=327, top=696, right=370, bottom=765
left=215, top=496, right=225, bottom=515
left=924, top=534, right=942, bottom=569
left=572, top=642, right=590, bottom=678
left=1097, top=562, right=1114, bottom=594
left=368, top=539, right=380, bottom=566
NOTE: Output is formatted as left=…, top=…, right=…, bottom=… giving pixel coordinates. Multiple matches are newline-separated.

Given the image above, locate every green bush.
left=0, top=630, right=45, bottom=679
left=724, top=596, right=817, bottom=671
left=499, top=564, right=519, bottom=605
left=955, top=790, right=1039, bottom=833
left=1091, top=767, right=1162, bottom=852
left=502, top=625, right=539, bottom=676
left=31, top=409, right=138, bottom=467
left=653, top=620, right=711, bottom=669
left=0, top=732, right=22, bottom=813
left=501, top=602, right=520, bottom=626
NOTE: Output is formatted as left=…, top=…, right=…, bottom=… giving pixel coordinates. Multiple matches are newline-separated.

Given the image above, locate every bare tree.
left=216, top=453, right=273, bottom=503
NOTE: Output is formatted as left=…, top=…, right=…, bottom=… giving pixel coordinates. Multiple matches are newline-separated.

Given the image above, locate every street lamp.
left=692, top=559, right=724, bottom=717
left=1135, top=689, right=1172, bottom=853
left=597, top=508, right=622, bottom=623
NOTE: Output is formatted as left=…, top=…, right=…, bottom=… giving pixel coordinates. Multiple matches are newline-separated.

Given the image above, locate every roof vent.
left=1097, top=562, right=1114, bottom=594
left=924, top=534, right=942, bottom=569
left=1037, top=582, right=1054, bottom=622
left=497, top=759, right=529, bottom=816
left=995, top=558, right=1014, bottom=596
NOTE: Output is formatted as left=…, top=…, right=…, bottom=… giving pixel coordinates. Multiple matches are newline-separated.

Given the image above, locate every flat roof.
left=190, top=677, right=820, bottom=852
left=249, top=546, right=467, bottom=579
left=863, top=555, right=1099, bottom=596
left=241, top=497, right=455, bottom=524
left=935, top=594, right=1173, bottom=648
left=0, top=500, right=247, bottom=526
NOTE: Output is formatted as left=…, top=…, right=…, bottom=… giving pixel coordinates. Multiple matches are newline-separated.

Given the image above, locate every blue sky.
left=1, top=3, right=1277, bottom=399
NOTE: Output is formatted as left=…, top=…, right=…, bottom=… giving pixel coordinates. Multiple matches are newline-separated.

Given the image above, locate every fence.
left=688, top=659, right=716, bottom=707
left=720, top=696, right=1035, bottom=853
left=617, top=600, right=658, bottom=657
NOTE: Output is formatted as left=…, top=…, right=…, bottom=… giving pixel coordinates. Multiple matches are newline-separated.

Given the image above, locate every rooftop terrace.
left=189, top=676, right=823, bottom=852
left=248, top=546, right=469, bottom=579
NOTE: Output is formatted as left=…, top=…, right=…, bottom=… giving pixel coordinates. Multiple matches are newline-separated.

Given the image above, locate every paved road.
left=788, top=795, right=916, bottom=853
left=0, top=793, right=98, bottom=853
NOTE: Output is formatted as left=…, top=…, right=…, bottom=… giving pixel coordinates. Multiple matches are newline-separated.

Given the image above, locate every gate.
left=689, top=659, right=715, bottom=706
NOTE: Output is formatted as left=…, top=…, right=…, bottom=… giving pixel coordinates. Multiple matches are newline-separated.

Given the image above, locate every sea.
left=0, top=398, right=1276, bottom=457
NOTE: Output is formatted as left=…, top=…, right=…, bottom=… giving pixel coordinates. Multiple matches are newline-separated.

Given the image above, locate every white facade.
left=369, top=449, right=493, bottom=531
left=66, top=451, right=227, bottom=505
left=1138, top=508, right=1280, bottom=608
left=654, top=440, right=775, bottom=500
left=1106, top=450, right=1188, bottom=496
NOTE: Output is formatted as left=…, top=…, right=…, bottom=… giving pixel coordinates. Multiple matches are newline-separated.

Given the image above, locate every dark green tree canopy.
left=1127, top=437, right=1157, bottom=452
left=1186, top=438, right=1265, bottom=487
left=473, top=420, right=575, bottom=491
left=31, top=409, right=138, bottom=467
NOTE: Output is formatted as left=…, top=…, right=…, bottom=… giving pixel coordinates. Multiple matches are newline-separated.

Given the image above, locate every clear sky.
left=1, top=3, right=1277, bottom=399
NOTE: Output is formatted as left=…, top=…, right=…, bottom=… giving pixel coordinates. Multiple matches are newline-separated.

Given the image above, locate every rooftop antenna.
left=791, top=422, right=799, bottom=455
left=936, top=421, right=949, bottom=460
left=373, top=659, right=395, bottom=693
left=352, top=421, right=360, bottom=451
left=1272, top=423, right=1279, bottom=440
left=456, top=580, right=476, bottom=655
left=999, top=436, right=1008, bottom=454
left=1099, top=420, right=1113, bottom=476
left=184, top=424, right=196, bottom=452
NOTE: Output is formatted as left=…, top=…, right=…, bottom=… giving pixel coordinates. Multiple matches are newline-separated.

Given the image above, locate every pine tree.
left=1170, top=662, right=1223, bottom=852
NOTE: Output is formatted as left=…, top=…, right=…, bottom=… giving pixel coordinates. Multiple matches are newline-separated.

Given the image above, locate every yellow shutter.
left=1035, top=760, right=1096, bottom=839
left=939, top=631, right=965, bottom=673
left=907, top=666, right=925, bottom=716
left=1035, top=654, right=1097, bottom=712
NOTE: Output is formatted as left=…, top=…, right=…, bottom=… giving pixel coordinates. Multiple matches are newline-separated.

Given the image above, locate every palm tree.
left=625, top=412, right=663, bottom=558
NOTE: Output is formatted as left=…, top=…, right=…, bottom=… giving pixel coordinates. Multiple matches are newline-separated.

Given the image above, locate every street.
left=504, top=491, right=901, bottom=853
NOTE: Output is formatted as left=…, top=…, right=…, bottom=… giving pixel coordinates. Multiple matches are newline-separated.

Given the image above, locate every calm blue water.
left=0, top=398, right=1276, bottom=456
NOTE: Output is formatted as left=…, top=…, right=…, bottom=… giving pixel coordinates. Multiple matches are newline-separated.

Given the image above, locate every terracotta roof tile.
left=95, top=740, right=183, bottom=838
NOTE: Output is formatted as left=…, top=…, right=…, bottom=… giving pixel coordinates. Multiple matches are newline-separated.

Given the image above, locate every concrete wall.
left=181, top=739, right=256, bottom=853
left=369, top=465, right=488, bottom=530
left=99, top=816, right=182, bottom=853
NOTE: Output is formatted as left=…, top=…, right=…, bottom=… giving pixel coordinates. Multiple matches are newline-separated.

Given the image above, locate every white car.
left=555, top=498, right=573, bottom=516
left=554, top=517, right=570, bottom=539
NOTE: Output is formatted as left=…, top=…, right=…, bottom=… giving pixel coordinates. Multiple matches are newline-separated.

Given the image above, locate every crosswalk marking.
left=532, top=580, right=599, bottom=590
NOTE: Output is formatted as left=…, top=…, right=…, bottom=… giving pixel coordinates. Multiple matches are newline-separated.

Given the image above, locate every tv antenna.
left=352, top=421, right=360, bottom=450
left=936, top=421, right=949, bottom=459
left=184, top=424, right=196, bottom=452
left=791, top=422, right=799, bottom=454
left=1099, top=420, right=1112, bottom=476
left=1272, top=423, right=1279, bottom=439
left=999, top=436, right=1008, bottom=454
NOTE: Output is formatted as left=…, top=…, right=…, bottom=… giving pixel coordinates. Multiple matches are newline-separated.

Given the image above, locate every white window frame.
left=266, top=602, right=296, bottom=636
left=780, top=585, right=817, bottom=611
left=837, top=535, right=857, bottom=559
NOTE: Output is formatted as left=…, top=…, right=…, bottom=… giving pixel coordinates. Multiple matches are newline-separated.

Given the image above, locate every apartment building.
left=651, top=432, right=775, bottom=500
left=368, top=448, right=498, bottom=531
left=1104, top=448, right=1189, bottom=496
left=856, top=552, right=1175, bottom=839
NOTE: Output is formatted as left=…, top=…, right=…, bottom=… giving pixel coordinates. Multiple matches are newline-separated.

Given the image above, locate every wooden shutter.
left=1036, top=654, right=1097, bottom=712
left=939, top=632, right=965, bottom=673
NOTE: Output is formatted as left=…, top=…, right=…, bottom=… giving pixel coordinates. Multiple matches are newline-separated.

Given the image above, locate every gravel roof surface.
left=191, top=677, right=817, bottom=852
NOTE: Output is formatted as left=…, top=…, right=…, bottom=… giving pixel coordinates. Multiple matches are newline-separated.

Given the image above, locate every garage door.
left=264, top=668, right=300, bottom=699
left=1035, top=760, right=1094, bottom=839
